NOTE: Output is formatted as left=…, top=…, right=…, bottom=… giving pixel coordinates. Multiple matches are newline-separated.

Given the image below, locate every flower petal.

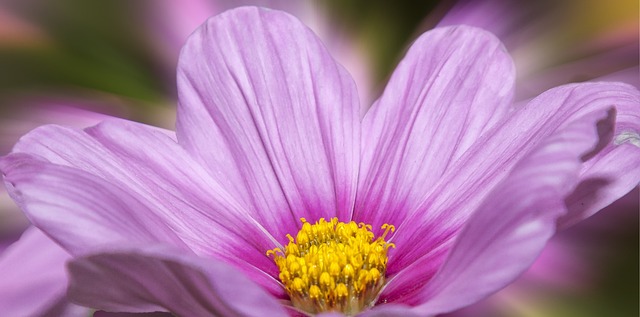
left=68, top=246, right=288, bottom=316
left=3, top=119, right=285, bottom=295
left=0, top=227, right=89, bottom=317
left=1, top=153, right=185, bottom=254
left=386, top=82, right=640, bottom=276
left=560, top=96, right=640, bottom=227
left=385, top=93, right=617, bottom=314
left=176, top=7, right=360, bottom=237
left=355, top=25, right=515, bottom=231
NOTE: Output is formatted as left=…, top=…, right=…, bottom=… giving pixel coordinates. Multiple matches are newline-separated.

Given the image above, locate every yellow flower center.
left=267, top=217, right=395, bottom=315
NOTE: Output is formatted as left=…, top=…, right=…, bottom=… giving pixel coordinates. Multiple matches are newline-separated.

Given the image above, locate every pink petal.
left=3, top=119, right=285, bottom=295
left=68, top=246, right=288, bottom=316
left=176, top=7, right=360, bottom=239
left=560, top=92, right=640, bottom=227
left=0, top=227, right=89, bottom=317
left=355, top=25, right=515, bottom=233
left=1, top=153, right=186, bottom=254
left=386, top=82, right=640, bottom=276
left=385, top=88, right=621, bottom=313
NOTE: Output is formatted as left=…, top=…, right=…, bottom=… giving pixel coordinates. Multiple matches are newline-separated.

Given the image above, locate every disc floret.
left=267, top=217, right=395, bottom=315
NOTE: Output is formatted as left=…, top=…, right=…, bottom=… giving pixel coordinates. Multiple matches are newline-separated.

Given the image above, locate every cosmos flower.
left=1, top=7, right=639, bottom=317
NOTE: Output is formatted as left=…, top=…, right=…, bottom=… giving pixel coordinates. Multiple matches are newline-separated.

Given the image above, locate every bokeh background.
left=0, top=0, right=637, bottom=316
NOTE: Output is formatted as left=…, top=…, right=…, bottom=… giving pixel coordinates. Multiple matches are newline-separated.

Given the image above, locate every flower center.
left=267, top=217, right=395, bottom=315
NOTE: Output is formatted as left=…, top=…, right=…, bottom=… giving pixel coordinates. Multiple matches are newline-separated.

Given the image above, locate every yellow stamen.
left=266, top=217, right=396, bottom=315
left=381, top=223, right=395, bottom=240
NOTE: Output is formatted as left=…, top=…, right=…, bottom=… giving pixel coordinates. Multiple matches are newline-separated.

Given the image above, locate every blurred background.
left=0, top=0, right=637, bottom=316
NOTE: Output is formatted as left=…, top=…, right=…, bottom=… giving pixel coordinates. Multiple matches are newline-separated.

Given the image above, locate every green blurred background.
left=0, top=0, right=637, bottom=316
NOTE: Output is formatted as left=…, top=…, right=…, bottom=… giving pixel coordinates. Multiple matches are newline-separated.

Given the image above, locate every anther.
left=381, top=224, right=395, bottom=240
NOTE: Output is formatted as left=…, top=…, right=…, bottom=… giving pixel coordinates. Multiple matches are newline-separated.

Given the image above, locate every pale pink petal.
left=355, top=25, right=515, bottom=233
left=176, top=7, right=360, bottom=240
left=386, top=82, right=640, bottom=276
left=4, top=119, right=284, bottom=295
left=68, top=246, right=288, bottom=316
left=0, top=227, right=89, bottom=317
left=384, top=88, right=620, bottom=313
left=1, top=154, right=186, bottom=254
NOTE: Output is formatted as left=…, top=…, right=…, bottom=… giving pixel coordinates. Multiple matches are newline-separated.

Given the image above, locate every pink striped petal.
left=378, top=82, right=636, bottom=313
left=355, top=25, right=515, bottom=234
left=1, top=154, right=185, bottom=254
left=176, top=7, right=360, bottom=241
left=386, top=82, right=640, bottom=277
left=3, top=119, right=284, bottom=296
left=399, top=100, right=616, bottom=314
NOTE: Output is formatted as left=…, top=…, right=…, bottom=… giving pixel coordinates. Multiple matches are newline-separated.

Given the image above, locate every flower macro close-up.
left=0, top=4, right=639, bottom=317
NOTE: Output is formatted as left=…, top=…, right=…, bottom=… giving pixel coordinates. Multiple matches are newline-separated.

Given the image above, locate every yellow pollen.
left=267, top=217, right=396, bottom=315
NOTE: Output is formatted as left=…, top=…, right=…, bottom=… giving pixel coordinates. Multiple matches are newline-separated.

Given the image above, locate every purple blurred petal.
left=68, top=246, right=288, bottom=316
left=401, top=89, right=617, bottom=314
left=515, top=33, right=639, bottom=100
left=0, top=227, right=89, bottom=317
left=438, top=0, right=532, bottom=40
left=176, top=7, right=360, bottom=238
left=595, top=67, right=639, bottom=88
left=438, top=0, right=638, bottom=100
left=0, top=192, right=27, bottom=244
left=356, top=25, right=514, bottom=235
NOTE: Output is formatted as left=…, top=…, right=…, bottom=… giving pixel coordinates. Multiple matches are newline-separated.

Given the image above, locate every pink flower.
left=1, top=7, right=639, bottom=316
